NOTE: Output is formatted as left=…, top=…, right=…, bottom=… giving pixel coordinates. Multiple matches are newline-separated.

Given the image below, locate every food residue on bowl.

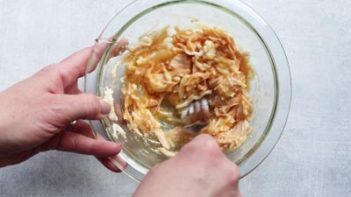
left=120, top=25, right=253, bottom=157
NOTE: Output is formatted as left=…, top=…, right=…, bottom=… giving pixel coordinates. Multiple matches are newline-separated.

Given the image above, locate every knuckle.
left=84, top=94, right=101, bottom=114
left=70, top=135, right=81, bottom=151
left=197, top=134, right=220, bottom=154
left=147, top=163, right=164, bottom=178
left=47, top=96, right=66, bottom=115
left=41, top=64, right=57, bottom=75
left=42, top=64, right=56, bottom=72
left=37, top=64, right=62, bottom=84
left=233, top=170, right=240, bottom=183
left=180, top=134, right=223, bottom=165
left=149, top=164, right=160, bottom=174
left=47, top=97, right=70, bottom=122
left=182, top=134, right=220, bottom=156
left=228, top=163, right=240, bottom=184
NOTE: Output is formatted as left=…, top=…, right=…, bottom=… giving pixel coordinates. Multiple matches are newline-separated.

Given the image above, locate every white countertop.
left=1, top=0, right=351, bottom=196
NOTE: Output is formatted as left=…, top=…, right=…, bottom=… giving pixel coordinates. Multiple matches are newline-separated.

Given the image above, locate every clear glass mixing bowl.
left=84, top=0, right=291, bottom=181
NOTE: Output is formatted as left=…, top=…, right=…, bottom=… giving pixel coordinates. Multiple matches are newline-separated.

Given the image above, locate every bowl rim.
left=85, top=0, right=292, bottom=182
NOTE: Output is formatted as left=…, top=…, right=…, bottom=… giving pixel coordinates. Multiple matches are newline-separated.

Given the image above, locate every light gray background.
left=0, top=0, right=350, bottom=196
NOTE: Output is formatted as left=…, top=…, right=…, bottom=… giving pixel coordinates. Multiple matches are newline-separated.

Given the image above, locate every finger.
left=114, top=102, right=126, bottom=124
left=110, top=38, right=129, bottom=58
left=182, top=134, right=219, bottom=152
left=179, top=134, right=223, bottom=163
left=70, top=121, right=114, bottom=148
left=57, top=93, right=111, bottom=121
left=70, top=120, right=113, bottom=145
left=50, top=43, right=107, bottom=91
left=87, top=38, right=128, bottom=73
left=69, top=120, right=95, bottom=138
left=93, top=133, right=126, bottom=172
left=97, top=157, right=121, bottom=173
left=69, top=121, right=123, bottom=172
left=60, top=43, right=107, bottom=76
left=58, top=39, right=128, bottom=90
left=65, top=83, right=82, bottom=94
left=57, top=132, right=121, bottom=157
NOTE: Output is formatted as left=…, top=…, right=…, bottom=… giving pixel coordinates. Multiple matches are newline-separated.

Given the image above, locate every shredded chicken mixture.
left=121, top=26, right=253, bottom=157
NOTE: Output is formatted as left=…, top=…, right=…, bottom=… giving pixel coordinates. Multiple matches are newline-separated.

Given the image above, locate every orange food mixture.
left=121, top=26, right=253, bottom=156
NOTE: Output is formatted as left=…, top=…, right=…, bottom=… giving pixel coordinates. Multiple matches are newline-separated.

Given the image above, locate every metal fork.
left=179, top=98, right=210, bottom=132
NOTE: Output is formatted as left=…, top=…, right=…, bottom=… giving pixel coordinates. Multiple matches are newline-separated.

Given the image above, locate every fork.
left=179, top=98, right=210, bottom=132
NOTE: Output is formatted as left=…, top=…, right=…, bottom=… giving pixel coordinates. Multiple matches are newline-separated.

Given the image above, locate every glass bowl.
left=84, top=0, right=291, bottom=181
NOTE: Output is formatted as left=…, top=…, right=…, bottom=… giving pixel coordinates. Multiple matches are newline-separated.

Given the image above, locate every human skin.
left=0, top=42, right=127, bottom=171
left=134, top=134, right=241, bottom=197
left=0, top=41, right=241, bottom=196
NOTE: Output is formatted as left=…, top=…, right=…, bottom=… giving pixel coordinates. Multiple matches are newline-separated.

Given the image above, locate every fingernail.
left=114, top=143, right=122, bottom=150
left=100, top=100, right=111, bottom=115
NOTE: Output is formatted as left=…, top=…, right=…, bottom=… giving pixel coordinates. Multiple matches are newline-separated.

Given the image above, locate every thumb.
left=179, top=134, right=221, bottom=159
left=57, top=93, right=111, bottom=121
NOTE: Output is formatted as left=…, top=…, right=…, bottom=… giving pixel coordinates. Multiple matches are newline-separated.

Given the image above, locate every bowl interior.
left=89, top=0, right=279, bottom=179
